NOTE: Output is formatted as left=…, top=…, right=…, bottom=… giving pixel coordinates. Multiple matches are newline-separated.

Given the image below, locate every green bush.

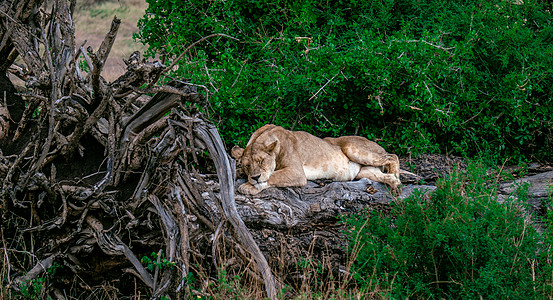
left=343, top=163, right=552, bottom=298
left=136, top=0, right=553, bottom=162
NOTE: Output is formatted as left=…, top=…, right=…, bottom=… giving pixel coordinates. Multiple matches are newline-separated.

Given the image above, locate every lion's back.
left=273, top=128, right=360, bottom=181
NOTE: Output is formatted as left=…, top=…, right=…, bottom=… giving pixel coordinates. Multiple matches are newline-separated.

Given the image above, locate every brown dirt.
left=74, top=0, right=148, bottom=82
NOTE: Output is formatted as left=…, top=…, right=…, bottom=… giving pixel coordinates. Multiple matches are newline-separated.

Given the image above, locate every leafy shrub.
left=538, top=187, right=553, bottom=298
left=15, top=262, right=62, bottom=300
left=343, top=163, right=551, bottom=298
left=136, top=0, right=553, bottom=162
left=141, top=250, right=176, bottom=272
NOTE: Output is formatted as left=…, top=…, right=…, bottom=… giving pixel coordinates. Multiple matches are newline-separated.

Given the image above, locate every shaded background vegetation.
left=136, top=0, right=553, bottom=163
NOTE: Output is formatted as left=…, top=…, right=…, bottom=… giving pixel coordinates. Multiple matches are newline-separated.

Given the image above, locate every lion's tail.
left=399, top=169, right=419, bottom=177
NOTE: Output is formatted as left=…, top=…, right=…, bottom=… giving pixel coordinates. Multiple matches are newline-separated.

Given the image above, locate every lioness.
left=231, top=124, right=401, bottom=195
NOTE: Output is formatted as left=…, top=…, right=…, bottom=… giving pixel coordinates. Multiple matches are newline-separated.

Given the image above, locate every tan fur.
left=231, top=124, right=401, bottom=195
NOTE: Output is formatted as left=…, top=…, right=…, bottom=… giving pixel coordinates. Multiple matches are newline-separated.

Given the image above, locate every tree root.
left=0, top=1, right=278, bottom=298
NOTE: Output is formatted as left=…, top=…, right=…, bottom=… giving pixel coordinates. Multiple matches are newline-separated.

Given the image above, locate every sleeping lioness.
left=231, top=124, right=401, bottom=195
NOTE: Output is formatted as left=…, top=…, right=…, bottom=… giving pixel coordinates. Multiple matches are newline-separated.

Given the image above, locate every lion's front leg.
left=267, top=167, right=308, bottom=188
left=238, top=168, right=307, bottom=195
left=238, top=182, right=269, bottom=195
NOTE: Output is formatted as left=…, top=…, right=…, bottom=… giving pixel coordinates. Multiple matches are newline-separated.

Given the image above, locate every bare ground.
left=74, top=0, right=148, bottom=82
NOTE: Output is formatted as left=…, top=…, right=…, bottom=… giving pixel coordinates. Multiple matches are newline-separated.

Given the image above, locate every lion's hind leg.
left=331, top=137, right=400, bottom=180
left=356, top=166, right=401, bottom=190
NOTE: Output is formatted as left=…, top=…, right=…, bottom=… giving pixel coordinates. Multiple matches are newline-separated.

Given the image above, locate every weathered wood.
left=86, top=215, right=155, bottom=288
left=239, top=179, right=435, bottom=225
left=193, top=119, right=279, bottom=300
left=499, top=170, right=553, bottom=222
left=0, top=92, right=9, bottom=141
left=1, top=1, right=252, bottom=298
left=12, top=254, right=58, bottom=291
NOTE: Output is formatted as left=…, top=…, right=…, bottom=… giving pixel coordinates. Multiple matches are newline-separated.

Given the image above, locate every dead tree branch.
left=0, top=2, right=280, bottom=298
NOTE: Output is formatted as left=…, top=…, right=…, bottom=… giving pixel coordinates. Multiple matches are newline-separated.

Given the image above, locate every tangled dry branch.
left=0, top=0, right=278, bottom=298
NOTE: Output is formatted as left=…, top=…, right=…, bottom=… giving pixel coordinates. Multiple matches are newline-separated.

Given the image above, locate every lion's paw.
left=237, top=182, right=262, bottom=195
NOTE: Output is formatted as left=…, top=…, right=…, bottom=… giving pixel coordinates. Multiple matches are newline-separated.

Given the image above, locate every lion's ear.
left=264, top=140, right=278, bottom=153
left=231, top=146, right=244, bottom=159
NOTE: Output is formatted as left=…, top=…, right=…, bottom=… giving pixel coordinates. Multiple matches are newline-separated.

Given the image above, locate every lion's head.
left=231, top=140, right=278, bottom=186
